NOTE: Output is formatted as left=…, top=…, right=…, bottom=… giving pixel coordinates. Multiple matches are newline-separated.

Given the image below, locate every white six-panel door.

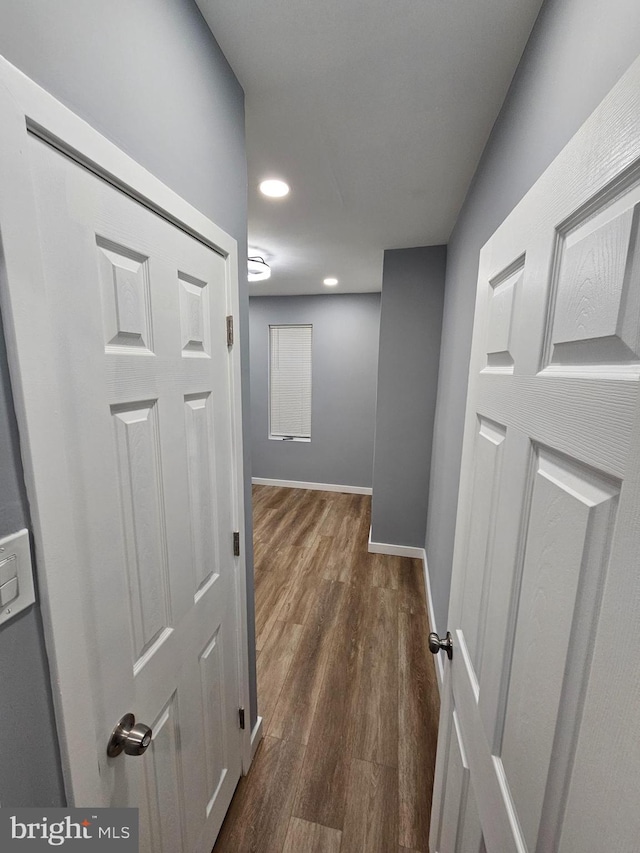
left=430, top=54, right=640, bottom=853
left=0, top=58, right=250, bottom=853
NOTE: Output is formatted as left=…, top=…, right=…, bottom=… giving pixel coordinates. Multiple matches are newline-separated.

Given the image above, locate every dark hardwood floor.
left=214, top=485, right=440, bottom=853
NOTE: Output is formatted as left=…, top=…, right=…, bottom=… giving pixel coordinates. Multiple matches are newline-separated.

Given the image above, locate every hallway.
left=214, top=485, right=440, bottom=853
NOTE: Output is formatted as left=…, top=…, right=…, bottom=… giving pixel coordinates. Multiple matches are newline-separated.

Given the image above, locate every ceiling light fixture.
left=259, top=179, right=290, bottom=198
left=323, top=277, right=338, bottom=286
left=248, top=256, right=271, bottom=282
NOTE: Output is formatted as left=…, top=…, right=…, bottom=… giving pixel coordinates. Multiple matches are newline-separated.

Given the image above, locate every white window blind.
left=269, top=324, right=312, bottom=439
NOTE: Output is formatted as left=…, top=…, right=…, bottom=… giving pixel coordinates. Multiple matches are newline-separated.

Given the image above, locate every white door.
left=0, top=72, right=248, bottom=849
left=430, top=55, right=640, bottom=853
left=31, top=136, right=242, bottom=851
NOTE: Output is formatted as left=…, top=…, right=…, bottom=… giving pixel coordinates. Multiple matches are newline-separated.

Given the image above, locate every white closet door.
left=28, top=135, right=242, bottom=853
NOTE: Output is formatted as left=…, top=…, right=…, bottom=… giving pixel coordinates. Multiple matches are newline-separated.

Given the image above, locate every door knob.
left=429, top=631, right=453, bottom=660
left=107, top=713, right=153, bottom=757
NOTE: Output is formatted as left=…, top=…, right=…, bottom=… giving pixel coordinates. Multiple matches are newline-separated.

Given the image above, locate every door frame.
left=0, top=55, right=255, bottom=804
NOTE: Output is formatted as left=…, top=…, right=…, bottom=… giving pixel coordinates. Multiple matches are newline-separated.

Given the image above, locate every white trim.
left=422, top=549, right=444, bottom=691
left=248, top=716, right=264, bottom=767
left=0, top=56, right=254, bottom=802
left=367, top=526, right=424, bottom=558
left=228, top=239, right=253, bottom=778
left=252, top=477, right=372, bottom=495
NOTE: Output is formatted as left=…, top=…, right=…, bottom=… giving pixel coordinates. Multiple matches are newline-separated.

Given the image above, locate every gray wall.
left=0, top=332, right=65, bottom=807
left=371, top=247, right=446, bottom=548
left=250, top=294, right=380, bottom=488
left=0, top=0, right=255, bottom=803
left=426, top=0, right=640, bottom=632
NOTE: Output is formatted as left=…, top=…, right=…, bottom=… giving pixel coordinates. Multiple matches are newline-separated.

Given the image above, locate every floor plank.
left=318, top=495, right=345, bottom=537
left=253, top=507, right=279, bottom=545
left=327, top=497, right=369, bottom=576
left=372, top=553, right=402, bottom=590
left=250, top=484, right=272, bottom=513
left=340, top=758, right=399, bottom=853
left=292, top=581, right=368, bottom=829
left=288, top=494, right=329, bottom=547
left=269, top=578, right=344, bottom=743
left=324, top=515, right=362, bottom=582
left=351, top=585, right=399, bottom=767
left=281, top=817, right=342, bottom=853
left=258, top=490, right=306, bottom=548
left=254, top=546, right=303, bottom=650
left=253, top=536, right=275, bottom=572
left=257, top=620, right=304, bottom=730
left=275, top=489, right=317, bottom=543
left=398, top=558, right=428, bottom=615
left=259, top=484, right=299, bottom=512
left=398, top=609, right=440, bottom=851
left=343, top=542, right=378, bottom=589
left=213, top=736, right=305, bottom=853
left=278, top=536, right=333, bottom=626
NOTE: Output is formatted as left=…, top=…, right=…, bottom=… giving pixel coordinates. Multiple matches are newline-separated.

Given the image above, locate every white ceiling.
left=196, top=0, right=544, bottom=296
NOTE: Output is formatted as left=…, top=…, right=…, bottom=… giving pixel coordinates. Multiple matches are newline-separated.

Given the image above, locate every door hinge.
left=226, top=315, right=234, bottom=347
left=233, top=531, right=240, bottom=557
left=238, top=707, right=245, bottom=730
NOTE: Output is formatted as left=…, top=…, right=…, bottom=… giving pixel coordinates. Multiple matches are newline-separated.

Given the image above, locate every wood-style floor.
left=214, top=486, right=440, bottom=853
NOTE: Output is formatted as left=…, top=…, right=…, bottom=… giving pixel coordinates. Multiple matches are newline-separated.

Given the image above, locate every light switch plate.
left=0, top=554, right=17, bottom=586
left=0, top=529, right=35, bottom=627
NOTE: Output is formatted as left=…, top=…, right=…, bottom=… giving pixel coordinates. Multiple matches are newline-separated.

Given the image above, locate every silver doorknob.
left=107, top=713, right=153, bottom=757
left=429, top=631, right=453, bottom=660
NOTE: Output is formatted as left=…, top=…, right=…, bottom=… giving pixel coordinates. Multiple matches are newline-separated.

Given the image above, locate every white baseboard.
left=367, top=526, right=424, bottom=558
left=422, top=549, right=444, bottom=692
left=249, top=716, right=263, bottom=766
left=252, top=477, right=372, bottom=495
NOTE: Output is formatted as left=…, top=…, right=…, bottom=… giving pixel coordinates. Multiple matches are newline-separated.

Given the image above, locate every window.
left=269, top=324, right=312, bottom=441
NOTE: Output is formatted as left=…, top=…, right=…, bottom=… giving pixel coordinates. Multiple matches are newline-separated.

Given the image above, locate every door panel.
left=458, top=784, right=484, bottom=853
left=484, top=262, right=522, bottom=373
left=112, top=400, right=171, bottom=663
left=184, top=393, right=220, bottom=596
left=97, top=237, right=154, bottom=353
left=438, top=711, right=487, bottom=853
left=459, top=417, right=506, bottom=675
left=199, top=626, right=228, bottom=812
left=28, top=132, right=242, bottom=851
left=430, top=56, right=640, bottom=853
left=439, top=714, right=468, bottom=853
left=501, top=448, right=619, bottom=851
left=546, top=198, right=640, bottom=372
left=144, top=694, right=186, bottom=853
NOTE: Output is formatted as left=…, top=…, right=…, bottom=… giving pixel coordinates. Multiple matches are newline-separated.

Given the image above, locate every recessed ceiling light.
left=323, top=277, right=338, bottom=286
left=259, top=179, right=290, bottom=198
left=248, top=256, right=271, bottom=281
